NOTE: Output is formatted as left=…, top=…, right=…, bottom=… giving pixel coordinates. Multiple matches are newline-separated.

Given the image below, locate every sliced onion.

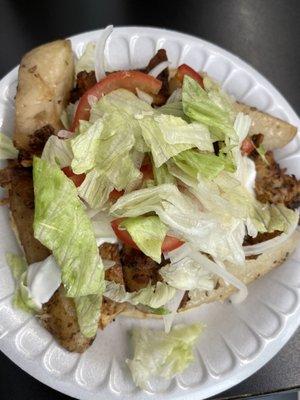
left=188, top=251, right=248, bottom=303
left=57, top=130, right=73, bottom=139
left=163, top=289, right=186, bottom=333
left=94, top=25, right=113, bottom=81
left=135, top=88, right=153, bottom=104
left=243, top=219, right=299, bottom=256
left=148, top=61, right=170, bottom=78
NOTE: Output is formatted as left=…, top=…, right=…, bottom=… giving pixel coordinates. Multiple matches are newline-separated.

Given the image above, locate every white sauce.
left=26, top=256, right=61, bottom=308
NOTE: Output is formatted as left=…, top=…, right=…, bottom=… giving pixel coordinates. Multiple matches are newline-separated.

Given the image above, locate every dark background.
left=0, top=0, right=299, bottom=399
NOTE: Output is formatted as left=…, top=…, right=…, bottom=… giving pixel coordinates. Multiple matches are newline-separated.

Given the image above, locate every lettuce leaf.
left=78, top=169, right=113, bottom=210
left=0, top=133, right=18, bottom=160
left=155, top=114, right=213, bottom=152
left=172, top=149, right=228, bottom=180
left=42, top=136, right=73, bottom=168
left=153, top=163, right=176, bottom=185
left=74, top=294, right=102, bottom=338
left=127, top=323, right=203, bottom=389
left=121, top=216, right=168, bottom=262
left=104, top=281, right=176, bottom=309
left=90, top=88, right=153, bottom=122
left=33, top=157, right=105, bottom=297
left=182, top=75, right=234, bottom=138
left=71, top=119, right=103, bottom=174
left=139, top=117, right=192, bottom=167
left=6, top=253, right=27, bottom=280
left=75, top=42, right=95, bottom=75
left=160, top=258, right=214, bottom=291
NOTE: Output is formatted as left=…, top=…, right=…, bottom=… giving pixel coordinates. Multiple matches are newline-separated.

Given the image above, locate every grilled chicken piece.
left=14, top=40, right=74, bottom=153
left=99, top=243, right=126, bottom=329
left=121, top=245, right=163, bottom=292
left=41, top=286, right=94, bottom=353
left=254, top=151, right=300, bottom=209
left=234, top=103, right=297, bottom=150
left=0, top=165, right=50, bottom=264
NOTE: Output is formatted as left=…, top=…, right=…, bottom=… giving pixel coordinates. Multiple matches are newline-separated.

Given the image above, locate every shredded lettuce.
left=182, top=75, right=234, bottom=139
left=90, top=88, right=153, bottom=122
left=74, top=294, right=102, bottom=338
left=172, top=149, right=229, bottom=180
left=42, top=136, right=73, bottom=168
left=33, top=157, right=105, bottom=298
left=6, top=254, right=39, bottom=314
left=6, top=253, right=27, bottom=280
left=104, top=281, right=176, bottom=308
left=0, top=133, right=18, bottom=160
left=156, top=114, right=213, bottom=152
left=127, top=323, right=203, bottom=390
left=121, top=216, right=168, bottom=263
left=78, top=169, right=113, bottom=210
left=160, top=258, right=214, bottom=291
left=153, top=163, right=176, bottom=185
left=139, top=117, right=192, bottom=167
left=75, top=42, right=95, bottom=75
left=71, top=119, right=103, bottom=174
left=157, top=101, right=186, bottom=119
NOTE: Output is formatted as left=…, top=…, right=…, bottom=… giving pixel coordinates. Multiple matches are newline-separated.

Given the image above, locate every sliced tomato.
left=111, top=218, right=184, bottom=253
left=111, top=218, right=139, bottom=250
left=241, top=137, right=255, bottom=156
left=176, top=64, right=204, bottom=87
left=71, top=71, right=162, bottom=131
left=61, top=166, right=86, bottom=187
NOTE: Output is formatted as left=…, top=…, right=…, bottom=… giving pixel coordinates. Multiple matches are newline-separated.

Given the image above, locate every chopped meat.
left=121, top=245, right=164, bottom=292
left=99, top=243, right=126, bottom=329
left=69, top=70, right=97, bottom=104
left=28, top=124, right=54, bottom=155
left=41, top=285, right=93, bottom=353
left=254, top=151, right=300, bottom=209
left=144, top=49, right=169, bottom=106
left=99, top=243, right=124, bottom=285
left=243, top=230, right=282, bottom=246
left=251, top=133, right=264, bottom=148
left=1, top=165, right=50, bottom=264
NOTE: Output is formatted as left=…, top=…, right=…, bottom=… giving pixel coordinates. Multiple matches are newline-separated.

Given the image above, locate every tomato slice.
left=109, top=189, right=125, bottom=203
left=176, top=64, right=204, bottom=87
left=71, top=71, right=162, bottom=131
left=62, top=166, right=86, bottom=187
left=111, top=218, right=184, bottom=253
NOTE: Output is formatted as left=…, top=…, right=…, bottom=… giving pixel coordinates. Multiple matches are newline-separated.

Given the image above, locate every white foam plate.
left=0, top=27, right=299, bottom=400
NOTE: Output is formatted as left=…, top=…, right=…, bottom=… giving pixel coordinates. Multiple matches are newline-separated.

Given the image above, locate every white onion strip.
left=243, top=218, right=299, bottom=256
left=148, top=61, right=170, bottom=78
left=188, top=251, right=248, bottom=303
left=163, top=289, right=186, bottom=333
left=57, top=130, right=73, bottom=139
left=135, top=88, right=153, bottom=104
left=94, top=25, right=113, bottom=81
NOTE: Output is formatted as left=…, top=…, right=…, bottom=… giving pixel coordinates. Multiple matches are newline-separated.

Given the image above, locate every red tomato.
left=176, top=64, right=204, bottom=87
left=61, top=166, right=86, bottom=187
left=71, top=71, right=162, bottom=131
left=241, top=137, right=255, bottom=156
left=111, top=218, right=184, bottom=253
left=109, top=189, right=125, bottom=203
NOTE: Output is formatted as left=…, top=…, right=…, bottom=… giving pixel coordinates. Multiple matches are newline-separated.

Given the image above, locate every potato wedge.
left=14, top=40, right=74, bottom=152
left=234, top=102, right=297, bottom=150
